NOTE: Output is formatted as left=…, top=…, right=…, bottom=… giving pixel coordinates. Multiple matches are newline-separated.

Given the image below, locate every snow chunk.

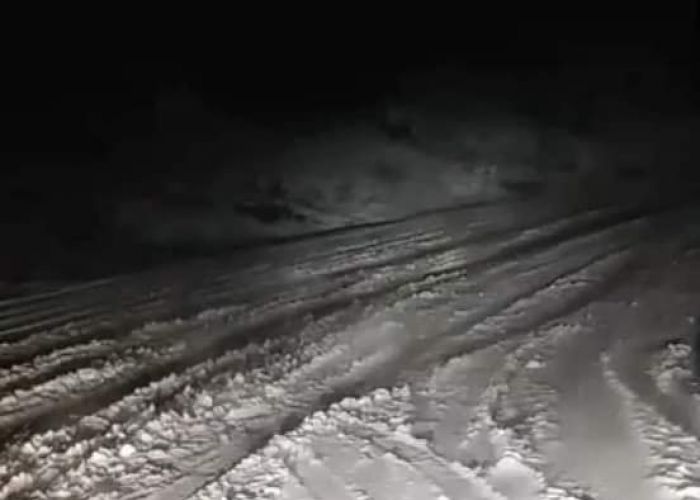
left=372, top=388, right=391, bottom=403
left=197, top=392, right=214, bottom=409
left=90, top=450, right=112, bottom=468
left=147, top=449, right=170, bottom=462
left=458, top=426, right=507, bottom=466
left=2, top=472, right=34, bottom=496
left=21, top=442, right=36, bottom=456
left=79, top=415, right=110, bottom=434
left=525, top=359, right=544, bottom=370
left=118, top=444, right=137, bottom=459
left=678, top=486, right=700, bottom=499
left=225, top=405, right=272, bottom=421
left=137, top=430, right=154, bottom=444
left=487, top=455, right=543, bottom=500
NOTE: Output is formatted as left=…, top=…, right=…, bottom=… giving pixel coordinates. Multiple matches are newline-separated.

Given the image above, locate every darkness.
left=2, top=11, right=699, bottom=285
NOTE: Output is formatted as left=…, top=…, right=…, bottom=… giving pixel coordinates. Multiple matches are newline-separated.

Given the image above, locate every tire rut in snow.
left=0, top=204, right=538, bottom=363
left=187, top=247, right=662, bottom=500
left=0, top=203, right=639, bottom=343
left=0, top=202, right=668, bottom=499
left=172, top=234, right=642, bottom=499
left=0, top=207, right=639, bottom=444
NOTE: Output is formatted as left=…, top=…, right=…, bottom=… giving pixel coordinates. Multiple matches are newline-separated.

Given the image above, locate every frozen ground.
left=1, top=200, right=700, bottom=499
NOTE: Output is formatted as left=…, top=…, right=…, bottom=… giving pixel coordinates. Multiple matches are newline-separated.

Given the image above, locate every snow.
left=678, top=486, right=700, bottom=499
left=0, top=472, right=34, bottom=498
left=118, top=443, right=136, bottom=458
left=487, top=455, right=544, bottom=500
left=2, top=203, right=700, bottom=499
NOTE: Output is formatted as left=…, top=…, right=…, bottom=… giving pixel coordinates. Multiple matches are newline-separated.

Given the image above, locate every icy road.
left=2, top=201, right=700, bottom=500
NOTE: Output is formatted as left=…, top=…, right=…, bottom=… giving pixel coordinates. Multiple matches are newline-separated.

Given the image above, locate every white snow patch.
left=678, top=486, right=700, bottom=499
left=487, top=455, right=544, bottom=500
left=118, top=444, right=137, bottom=459
left=525, top=359, right=544, bottom=370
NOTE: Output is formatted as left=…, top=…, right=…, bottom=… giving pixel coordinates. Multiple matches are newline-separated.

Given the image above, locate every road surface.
left=1, top=200, right=700, bottom=499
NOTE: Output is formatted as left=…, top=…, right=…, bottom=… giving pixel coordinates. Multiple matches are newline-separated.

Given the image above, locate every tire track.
left=0, top=206, right=517, bottom=347
left=0, top=215, right=568, bottom=484
left=0, top=206, right=638, bottom=417
left=174, top=228, right=641, bottom=500
left=0, top=202, right=672, bottom=499
left=186, top=249, right=649, bottom=500
left=602, top=355, right=700, bottom=498
left=0, top=203, right=632, bottom=342
left=0, top=202, right=475, bottom=327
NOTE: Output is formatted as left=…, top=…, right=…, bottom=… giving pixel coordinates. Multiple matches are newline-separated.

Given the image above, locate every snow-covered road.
left=2, top=201, right=700, bottom=499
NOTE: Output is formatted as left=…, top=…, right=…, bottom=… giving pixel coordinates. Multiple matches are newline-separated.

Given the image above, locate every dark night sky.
left=1, top=10, right=699, bottom=281
left=4, top=11, right=698, bottom=164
